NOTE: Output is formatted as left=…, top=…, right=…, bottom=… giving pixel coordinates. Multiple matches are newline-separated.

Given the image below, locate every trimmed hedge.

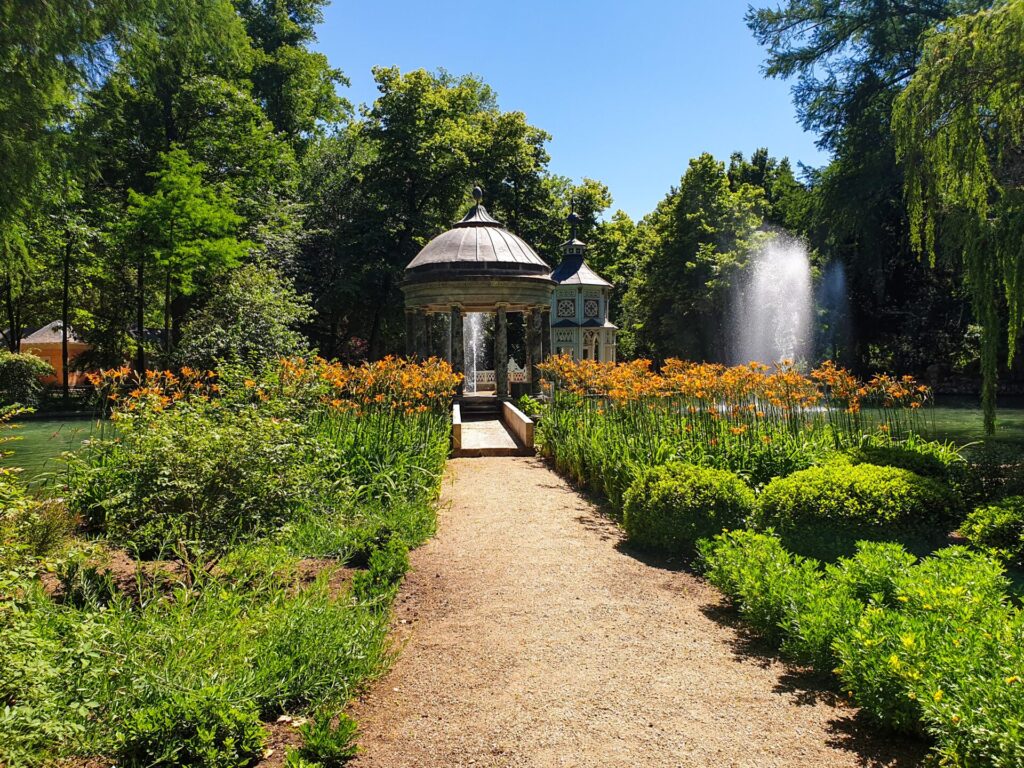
left=623, top=462, right=754, bottom=554
left=700, top=531, right=1024, bottom=766
left=843, top=439, right=960, bottom=479
left=754, top=462, right=957, bottom=558
left=959, top=496, right=1024, bottom=565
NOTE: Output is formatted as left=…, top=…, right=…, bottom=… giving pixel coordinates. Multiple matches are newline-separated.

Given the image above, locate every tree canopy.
left=894, top=0, right=1024, bottom=432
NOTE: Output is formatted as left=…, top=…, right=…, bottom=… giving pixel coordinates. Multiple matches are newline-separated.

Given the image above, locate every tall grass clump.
left=537, top=355, right=934, bottom=504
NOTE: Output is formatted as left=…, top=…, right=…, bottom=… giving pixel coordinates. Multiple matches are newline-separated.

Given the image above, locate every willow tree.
left=893, top=0, right=1024, bottom=434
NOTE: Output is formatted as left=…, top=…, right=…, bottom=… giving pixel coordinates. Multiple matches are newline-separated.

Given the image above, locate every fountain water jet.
left=733, top=235, right=813, bottom=365
left=463, top=313, right=485, bottom=393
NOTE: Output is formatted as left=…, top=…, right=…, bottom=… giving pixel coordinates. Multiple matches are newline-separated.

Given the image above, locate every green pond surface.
left=4, top=398, right=1023, bottom=482
left=3, top=417, right=107, bottom=481
left=924, top=397, right=1024, bottom=446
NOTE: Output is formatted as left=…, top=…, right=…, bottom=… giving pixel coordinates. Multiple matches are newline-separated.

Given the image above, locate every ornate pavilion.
left=402, top=187, right=616, bottom=398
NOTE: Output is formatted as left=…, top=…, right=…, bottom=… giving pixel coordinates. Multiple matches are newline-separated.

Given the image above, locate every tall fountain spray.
left=733, top=235, right=813, bottom=365
left=463, top=312, right=484, bottom=393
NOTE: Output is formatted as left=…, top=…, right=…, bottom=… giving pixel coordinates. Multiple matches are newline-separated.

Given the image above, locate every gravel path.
left=348, top=457, right=924, bottom=768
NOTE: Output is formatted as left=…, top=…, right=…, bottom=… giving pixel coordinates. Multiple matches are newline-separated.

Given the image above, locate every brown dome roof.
left=404, top=195, right=550, bottom=282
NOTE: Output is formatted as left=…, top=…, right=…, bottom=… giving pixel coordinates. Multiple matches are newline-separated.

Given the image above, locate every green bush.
left=0, top=352, right=53, bottom=407
left=0, top=588, right=80, bottom=766
left=1, top=470, right=77, bottom=583
left=755, top=462, right=957, bottom=558
left=0, top=555, right=393, bottom=764
left=959, top=496, right=1024, bottom=565
left=623, top=462, right=754, bottom=554
left=699, top=529, right=816, bottom=645
left=1, top=357, right=454, bottom=766
left=826, top=541, right=917, bottom=605
left=295, top=713, right=358, bottom=767
left=117, top=686, right=265, bottom=768
left=918, top=611, right=1024, bottom=768
left=67, top=406, right=349, bottom=558
left=284, top=752, right=324, bottom=768
left=516, top=394, right=545, bottom=418
left=351, top=537, right=410, bottom=602
left=779, top=575, right=862, bottom=672
left=177, top=264, right=314, bottom=373
left=959, top=442, right=1024, bottom=503
left=844, top=438, right=962, bottom=481
left=701, top=531, right=1024, bottom=764
left=834, top=547, right=1013, bottom=735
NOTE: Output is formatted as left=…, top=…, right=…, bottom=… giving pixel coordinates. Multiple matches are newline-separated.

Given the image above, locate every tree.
left=126, top=148, right=247, bottom=368
left=625, top=154, right=763, bottom=362
left=0, top=222, right=35, bottom=352
left=234, top=0, right=350, bottom=150
left=177, top=263, right=313, bottom=370
left=299, top=67, right=566, bottom=358
left=746, top=0, right=989, bottom=152
left=893, top=0, right=1024, bottom=433
left=78, top=0, right=254, bottom=194
left=727, top=149, right=811, bottom=231
left=173, top=75, right=303, bottom=265
left=0, top=0, right=138, bottom=235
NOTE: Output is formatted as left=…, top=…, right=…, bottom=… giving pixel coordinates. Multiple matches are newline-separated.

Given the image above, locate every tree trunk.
left=2, top=277, right=17, bottom=352
left=136, top=254, right=146, bottom=373
left=367, top=271, right=391, bottom=359
left=62, top=236, right=71, bottom=402
left=164, top=268, right=172, bottom=360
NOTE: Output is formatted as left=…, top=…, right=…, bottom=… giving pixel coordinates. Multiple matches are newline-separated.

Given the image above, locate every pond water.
left=3, top=417, right=106, bottom=480
left=4, top=398, right=1023, bottom=482
left=924, top=396, right=1024, bottom=446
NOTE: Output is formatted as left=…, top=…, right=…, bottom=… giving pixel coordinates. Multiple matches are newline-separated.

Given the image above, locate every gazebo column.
left=494, top=304, right=509, bottom=398
left=541, top=307, right=551, bottom=361
left=526, top=308, right=544, bottom=395
left=450, top=306, right=464, bottom=396
left=405, top=310, right=416, bottom=357
left=419, top=311, right=434, bottom=359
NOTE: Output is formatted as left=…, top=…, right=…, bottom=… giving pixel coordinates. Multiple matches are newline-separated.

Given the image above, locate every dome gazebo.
left=402, top=187, right=553, bottom=398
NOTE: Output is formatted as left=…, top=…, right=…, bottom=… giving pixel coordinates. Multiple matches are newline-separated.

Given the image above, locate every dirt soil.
left=347, top=457, right=926, bottom=768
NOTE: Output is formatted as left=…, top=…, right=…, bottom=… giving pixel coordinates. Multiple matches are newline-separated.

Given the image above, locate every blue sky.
left=314, top=0, right=829, bottom=220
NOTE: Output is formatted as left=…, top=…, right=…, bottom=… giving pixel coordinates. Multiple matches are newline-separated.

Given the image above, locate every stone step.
left=451, top=417, right=532, bottom=458
left=457, top=398, right=503, bottom=418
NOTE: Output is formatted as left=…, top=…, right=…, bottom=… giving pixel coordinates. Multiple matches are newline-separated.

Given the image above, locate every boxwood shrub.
left=754, top=462, right=957, bottom=558
left=623, top=462, right=754, bottom=554
left=701, top=531, right=1024, bottom=764
left=959, top=496, right=1024, bottom=565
